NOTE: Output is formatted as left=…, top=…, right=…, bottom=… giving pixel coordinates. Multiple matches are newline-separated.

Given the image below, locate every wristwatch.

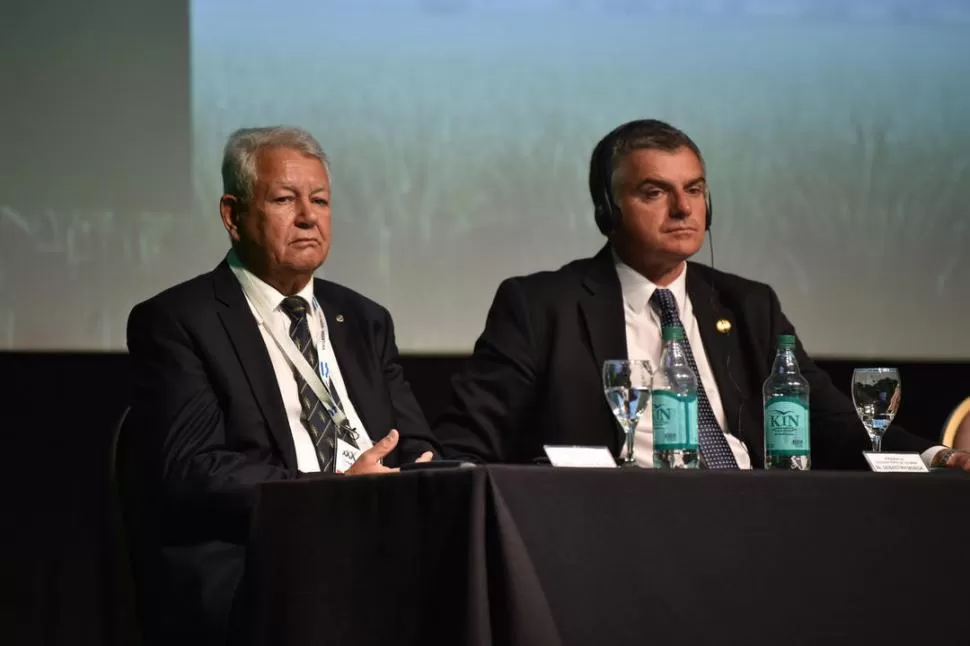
left=934, top=448, right=957, bottom=468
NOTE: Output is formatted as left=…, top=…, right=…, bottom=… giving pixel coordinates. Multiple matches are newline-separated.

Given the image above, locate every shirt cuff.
left=921, top=445, right=947, bottom=468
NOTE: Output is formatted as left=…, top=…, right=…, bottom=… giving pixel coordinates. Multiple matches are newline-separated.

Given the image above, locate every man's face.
left=225, top=146, right=331, bottom=281
left=610, top=146, right=708, bottom=264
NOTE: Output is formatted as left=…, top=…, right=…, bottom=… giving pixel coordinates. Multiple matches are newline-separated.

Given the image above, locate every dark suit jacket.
left=434, top=245, right=931, bottom=468
left=121, top=260, right=438, bottom=646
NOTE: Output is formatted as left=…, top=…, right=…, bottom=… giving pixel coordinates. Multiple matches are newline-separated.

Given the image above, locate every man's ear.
left=220, top=194, right=242, bottom=240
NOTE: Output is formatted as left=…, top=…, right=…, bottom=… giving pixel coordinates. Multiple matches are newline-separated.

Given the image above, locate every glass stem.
left=625, top=426, right=636, bottom=464
left=871, top=434, right=883, bottom=453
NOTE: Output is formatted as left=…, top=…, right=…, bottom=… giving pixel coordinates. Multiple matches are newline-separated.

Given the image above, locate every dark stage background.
left=2, top=351, right=967, bottom=645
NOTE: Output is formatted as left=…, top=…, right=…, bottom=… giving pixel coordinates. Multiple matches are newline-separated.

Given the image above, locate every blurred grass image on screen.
left=0, top=207, right=179, bottom=349
left=2, top=0, right=970, bottom=356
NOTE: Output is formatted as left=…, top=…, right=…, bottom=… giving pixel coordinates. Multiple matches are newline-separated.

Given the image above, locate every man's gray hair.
left=221, top=126, right=330, bottom=203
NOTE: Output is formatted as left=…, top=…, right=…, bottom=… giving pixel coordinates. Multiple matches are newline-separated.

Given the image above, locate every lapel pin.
left=335, top=314, right=344, bottom=323
left=716, top=319, right=732, bottom=334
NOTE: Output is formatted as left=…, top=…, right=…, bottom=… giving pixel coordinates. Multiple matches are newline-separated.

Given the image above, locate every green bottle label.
left=764, top=396, right=810, bottom=457
left=652, top=391, right=698, bottom=450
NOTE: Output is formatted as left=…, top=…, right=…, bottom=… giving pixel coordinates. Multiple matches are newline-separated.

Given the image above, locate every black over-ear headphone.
left=590, top=120, right=712, bottom=235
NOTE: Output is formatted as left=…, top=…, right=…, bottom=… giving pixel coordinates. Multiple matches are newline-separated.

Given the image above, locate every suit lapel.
left=579, top=246, right=628, bottom=453
left=314, top=283, right=384, bottom=443
left=212, top=262, right=298, bottom=470
left=686, top=264, right=745, bottom=443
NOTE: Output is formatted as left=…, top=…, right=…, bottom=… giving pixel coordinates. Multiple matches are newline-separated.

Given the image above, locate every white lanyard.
left=309, top=296, right=331, bottom=380
left=237, top=270, right=353, bottom=432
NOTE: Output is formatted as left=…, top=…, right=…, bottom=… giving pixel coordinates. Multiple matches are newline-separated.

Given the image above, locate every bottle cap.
left=662, top=326, right=685, bottom=341
left=778, top=334, right=796, bottom=348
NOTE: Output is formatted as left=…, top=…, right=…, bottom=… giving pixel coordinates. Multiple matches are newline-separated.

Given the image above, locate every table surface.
left=245, top=466, right=970, bottom=646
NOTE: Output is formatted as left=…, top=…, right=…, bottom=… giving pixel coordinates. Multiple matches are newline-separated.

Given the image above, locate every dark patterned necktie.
left=649, top=289, right=739, bottom=469
left=280, top=296, right=357, bottom=472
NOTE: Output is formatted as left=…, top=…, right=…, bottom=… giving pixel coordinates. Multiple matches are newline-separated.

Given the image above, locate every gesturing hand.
left=343, top=429, right=433, bottom=476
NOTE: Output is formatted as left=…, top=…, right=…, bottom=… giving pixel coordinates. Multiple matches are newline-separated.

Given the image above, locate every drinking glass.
left=602, top=359, right=654, bottom=467
left=851, top=368, right=901, bottom=453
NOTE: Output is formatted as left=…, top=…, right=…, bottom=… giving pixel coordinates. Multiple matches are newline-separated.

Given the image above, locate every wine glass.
left=851, top=368, right=901, bottom=453
left=602, top=359, right=654, bottom=467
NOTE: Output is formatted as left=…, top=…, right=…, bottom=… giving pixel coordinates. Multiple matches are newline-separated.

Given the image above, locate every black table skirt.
left=245, top=466, right=970, bottom=646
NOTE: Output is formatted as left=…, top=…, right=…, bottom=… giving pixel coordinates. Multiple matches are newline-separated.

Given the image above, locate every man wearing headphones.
left=434, top=118, right=970, bottom=470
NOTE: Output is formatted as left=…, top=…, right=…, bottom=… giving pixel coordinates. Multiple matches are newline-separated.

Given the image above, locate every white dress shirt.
left=613, top=253, right=753, bottom=469
left=228, top=252, right=372, bottom=473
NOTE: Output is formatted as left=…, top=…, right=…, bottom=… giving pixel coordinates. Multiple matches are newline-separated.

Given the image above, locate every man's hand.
left=343, top=429, right=434, bottom=476
left=933, top=448, right=970, bottom=472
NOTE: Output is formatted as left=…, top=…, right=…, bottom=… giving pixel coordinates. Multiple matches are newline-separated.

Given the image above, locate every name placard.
left=543, top=445, right=617, bottom=468
left=863, top=452, right=929, bottom=473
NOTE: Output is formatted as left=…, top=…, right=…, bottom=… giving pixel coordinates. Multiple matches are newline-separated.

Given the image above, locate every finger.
left=415, top=451, right=434, bottom=463
left=345, top=462, right=395, bottom=476
left=362, top=429, right=399, bottom=463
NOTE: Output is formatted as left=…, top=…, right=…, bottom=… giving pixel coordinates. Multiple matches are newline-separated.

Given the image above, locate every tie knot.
left=649, top=288, right=683, bottom=330
left=280, top=296, right=310, bottom=322
left=650, top=288, right=678, bottom=315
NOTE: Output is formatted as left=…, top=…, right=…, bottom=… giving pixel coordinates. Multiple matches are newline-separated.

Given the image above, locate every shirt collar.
left=611, top=248, right=688, bottom=317
left=227, top=249, right=317, bottom=312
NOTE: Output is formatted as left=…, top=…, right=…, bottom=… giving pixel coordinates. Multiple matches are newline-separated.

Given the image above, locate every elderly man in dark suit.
left=122, top=126, right=438, bottom=645
left=434, top=118, right=970, bottom=472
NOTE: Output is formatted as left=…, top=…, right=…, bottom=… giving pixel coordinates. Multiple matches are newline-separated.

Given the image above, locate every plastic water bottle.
left=652, top=326, right=699, bottom=469
left=763, top=334, right=811, bottom=470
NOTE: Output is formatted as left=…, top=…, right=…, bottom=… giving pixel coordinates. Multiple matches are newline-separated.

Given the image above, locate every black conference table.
left=244, top=466, right=969, bottom=646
